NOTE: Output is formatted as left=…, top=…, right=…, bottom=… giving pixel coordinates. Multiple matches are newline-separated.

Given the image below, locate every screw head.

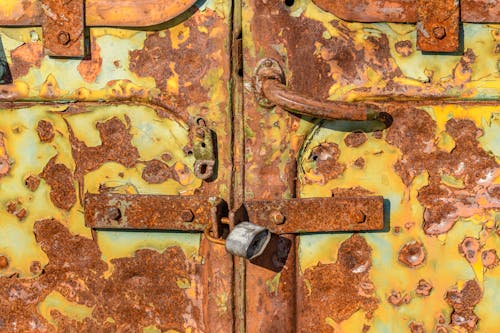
left=58, top=31, right=71, bottom=45
left=181, top=209, right=194, bottom=222
left=270, top=210, right=285, bottom=225
left=107, top=207, right=121, bottom=221
left=432, top=26, right=446, bottom=40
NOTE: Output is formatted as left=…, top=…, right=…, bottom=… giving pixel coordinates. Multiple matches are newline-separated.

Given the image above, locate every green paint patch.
left=176, top=277, right=191, bottom=289
left=38, top=291, right=93, bottom=327
left=440, top=173, right=465, bottom=189
left=265, top=272, right=281, bottom=295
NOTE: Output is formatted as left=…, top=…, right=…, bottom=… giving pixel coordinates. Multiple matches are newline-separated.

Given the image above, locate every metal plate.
left=84, top=193, right=219, bottom=230
left=245, top=196, right=385, bottom=234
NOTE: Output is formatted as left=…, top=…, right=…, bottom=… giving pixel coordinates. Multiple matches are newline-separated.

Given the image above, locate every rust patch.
left=0, top=219, right=202, bottom=331
left=395, top=40, right=414, bottom=57
left=415, top=279, right=433, bottom=296
left=459, top=237, right=481, bottom=264
left=331, top=186, right=374, bottom=197
left=409, top=321, right=425, bottom=333
left=6, top=200, right=27, bottom=221
left=299, top=234, right=378, bottom=330
left=29, top=261, right=42, bottom=275
left=129, top=10, right=226, bottom=111
left=305, top=142, right=345, bottom=184
left=481, top=249, right=498, bottom=269
left=398, top=241, right=426, bottom=268
left=0, top=132, right=10, bottom=177
left=141, top=159, right=176, bottom=184
left=77, top=38, right=102, bottom=83
left=353, top=157, right=365, bottom=169
left=344, top=131, right=367, bottom=147
left=65, top=116, right=139, bottom=196
left=24, top=174, right=41, bottom=191
left=40, top=156, right=77, bottom=210
left=0, top=256, right=8, bottom=269
left=36, top=120, right=55, bottom=143
left=387, top=290, right=411, bottom=306
left=10, top=42, right=44, bottom=79
left=444, top=280, right=482, bottom=332
left=386, top=108, right=498, bottom=235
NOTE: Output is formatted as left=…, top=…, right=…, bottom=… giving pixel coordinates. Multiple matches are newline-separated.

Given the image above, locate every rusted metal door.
left=0, top=0, right=499, bottom=332
left=0, top=1, right=235, bottom=332
left=241, top=0, right=499, bottom=332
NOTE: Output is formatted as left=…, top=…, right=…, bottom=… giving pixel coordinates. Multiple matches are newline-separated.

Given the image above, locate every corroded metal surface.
left=244, top=196, right=384, bottom=233
left=311, top=0, right=499, bottom=52
left=417, top=0, right=459, bottom=52
left=0, top=0, right=233, bottom=330
left=0, top=0, right=198, bottom=26
left=311, top=0, right=500, bottom=22
left=243, top=0, right=499, bottom=332
left=84, top=193, right=221, bottom=230
left=41, top=0, right=84, bottom=57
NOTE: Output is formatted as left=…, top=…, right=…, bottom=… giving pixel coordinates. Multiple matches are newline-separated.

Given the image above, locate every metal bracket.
left=84, top=193, right=227, bottom=231
left=192, top=118, right=217, bottom=181
left=243, top=196, right=385, bottom=234
left=311, top=0, right=500, bottom=53
left=41, top=0, right=85, bottom=57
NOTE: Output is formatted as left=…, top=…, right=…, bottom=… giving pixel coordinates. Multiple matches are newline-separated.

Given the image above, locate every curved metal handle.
left=253, top=58, right=391, bottom=125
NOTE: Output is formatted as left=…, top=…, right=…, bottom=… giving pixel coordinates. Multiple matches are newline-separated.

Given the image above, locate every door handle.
left=253, top=58, right=392, bottom=126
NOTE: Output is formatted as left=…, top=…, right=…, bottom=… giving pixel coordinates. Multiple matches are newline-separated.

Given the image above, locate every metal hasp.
left=0, top=0, right=197, bottom=57
left=84, top=193, right=225, bottom=231
left=254, top=58, right=392, bottom=126
left=244, top=196, right=385, bottom=234
left=311, top=0, right=500, bottom=52
left=192, top=118, right=216, bottom=180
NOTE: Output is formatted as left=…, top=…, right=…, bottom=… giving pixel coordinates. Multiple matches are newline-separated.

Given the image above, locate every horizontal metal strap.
left=84, top=193, right=223, bottom=231
left=244, top=196, right=385, bottom=234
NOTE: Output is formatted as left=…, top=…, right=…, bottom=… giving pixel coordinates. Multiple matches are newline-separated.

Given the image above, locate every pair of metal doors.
left=0, top=0, right=499, bottom=332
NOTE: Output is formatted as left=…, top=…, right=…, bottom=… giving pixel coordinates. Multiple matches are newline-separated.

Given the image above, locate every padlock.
left=225, top=222, right=271, bottom=260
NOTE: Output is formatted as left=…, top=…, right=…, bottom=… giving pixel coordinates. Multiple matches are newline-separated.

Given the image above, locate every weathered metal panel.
left=242, top=0, right=499, bottom=332
left=0, top=0, right=234, bottom=331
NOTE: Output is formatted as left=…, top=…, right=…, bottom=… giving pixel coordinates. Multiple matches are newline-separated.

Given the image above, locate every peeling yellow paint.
left=37, top=291, right=93, bottom=328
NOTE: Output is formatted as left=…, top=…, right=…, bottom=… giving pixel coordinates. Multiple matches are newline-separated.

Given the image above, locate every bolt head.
left=181, top=209, right=194, bottom=222
left=432, top=26, right=446, bottom=40
left=107, top=207, right=121, bottom=221
left=270, top=210, right=285, bottom=225
left=58, top=31, right=71, bottom=45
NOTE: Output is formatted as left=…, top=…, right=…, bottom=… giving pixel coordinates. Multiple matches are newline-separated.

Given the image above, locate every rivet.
left=58, top=31, right=71, bottom=45
left=270, top=210, right=285, bottom=225
left=432, top=26, right=446, bottom=40
left=181, top=209, right=194, bottom=222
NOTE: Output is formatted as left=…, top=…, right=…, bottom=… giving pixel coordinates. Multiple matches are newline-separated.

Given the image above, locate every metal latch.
left=311, top=0, right=500, bottom=52
left=84, top=194, right=385, bottom=260
left=0, top=0, right=197, bottom=57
